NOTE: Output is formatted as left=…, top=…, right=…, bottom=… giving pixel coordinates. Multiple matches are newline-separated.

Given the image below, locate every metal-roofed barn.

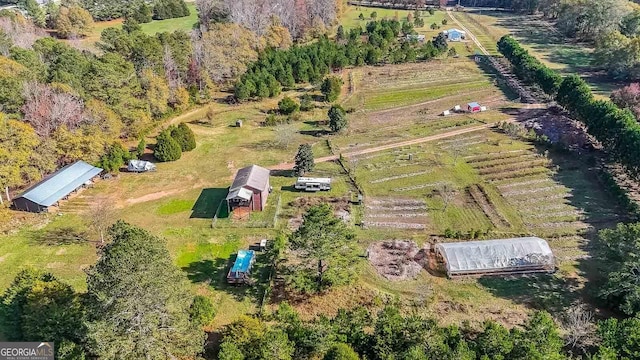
left=226, top=165, right=270, bottom=212
left=12, top=161, right=103, bottom=213
left=435, top=237, right=555, bottom=278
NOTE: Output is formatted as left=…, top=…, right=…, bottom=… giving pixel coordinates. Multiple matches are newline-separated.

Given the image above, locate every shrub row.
left=498, top=35, right=640, bottom=178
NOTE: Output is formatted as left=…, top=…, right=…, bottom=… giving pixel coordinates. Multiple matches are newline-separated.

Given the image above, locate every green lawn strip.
left=363, top=80, right=493, bottom=110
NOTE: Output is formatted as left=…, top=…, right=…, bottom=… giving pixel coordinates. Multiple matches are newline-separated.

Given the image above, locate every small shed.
left=226, top=165, right=270, bottom=212
left=467, top=102, right=481, bottom=113
left=227, top=250, right=256, bottom=284
left=12, top=161, right=103, bottom=213
left=442, top=110, right=451, bottom=116
left=127, top=160, right=156, bottom=172
left=444, top=28, right=466, bottom=41
left=435, top=237, right=555, bottom=278
left=236, top=119, right=243, bottom=127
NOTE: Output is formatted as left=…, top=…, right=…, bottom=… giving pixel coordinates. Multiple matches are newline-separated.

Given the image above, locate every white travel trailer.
left=294, top=177, right=332, bottom=192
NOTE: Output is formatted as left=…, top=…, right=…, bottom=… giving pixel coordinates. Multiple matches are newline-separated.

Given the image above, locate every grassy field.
left=450, top=9, right=621, bottom=96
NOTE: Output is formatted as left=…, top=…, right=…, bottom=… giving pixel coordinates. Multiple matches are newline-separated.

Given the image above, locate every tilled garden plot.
left=363, top=198, right=429, bottom=230
left=367, top=240, right=427, bottom=281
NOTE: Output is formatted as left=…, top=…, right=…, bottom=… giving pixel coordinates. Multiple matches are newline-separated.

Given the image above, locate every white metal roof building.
left=435, top=237, right=555, bottom=277
left=13, top=161, right=103, bottom=213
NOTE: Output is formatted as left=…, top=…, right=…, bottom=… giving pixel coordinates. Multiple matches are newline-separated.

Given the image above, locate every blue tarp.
left=17, top=161, right=103, bottom=207
left=230, top=250, right=255, bottom=275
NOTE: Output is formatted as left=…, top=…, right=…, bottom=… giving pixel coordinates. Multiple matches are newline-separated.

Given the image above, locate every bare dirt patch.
left=367, top=240, right=427, bottom=281
left=523, top=108, right=594, bottom=151
left=126, top=190, right=180, bottom=205
left=286, top=196, right=351, bottom=230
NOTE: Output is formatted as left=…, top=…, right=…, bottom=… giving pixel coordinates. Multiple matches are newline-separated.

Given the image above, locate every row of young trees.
left=0, top=221, right=213, bottom=359
left=234, top=19, right=448, bottom=101
left=498, top=35, right=640, bottom=177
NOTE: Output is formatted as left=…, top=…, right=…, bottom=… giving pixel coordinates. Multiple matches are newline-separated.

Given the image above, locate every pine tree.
left=328, top=105, right=348, bottom=133
left=170, top=123, right=196, bottom=152
left=293, top=143, right=314, bottom=176
left=136, top=138, right=146, bottom=158
left=153, top=129, right=182, bottom=161
left=85, top=221, right=204, bottom=359
left=321, top=76, right=343, bottom=102
left=288, top=204, right=357, bottom=293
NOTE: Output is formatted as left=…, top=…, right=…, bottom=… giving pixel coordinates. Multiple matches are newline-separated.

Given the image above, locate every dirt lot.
left=286, top=196, right=351, bottom=230
left=367, top=240, right=428, bottom=281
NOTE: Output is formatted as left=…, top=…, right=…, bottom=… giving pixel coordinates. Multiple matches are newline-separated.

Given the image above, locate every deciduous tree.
left=54, top=6, right=94, bottom=39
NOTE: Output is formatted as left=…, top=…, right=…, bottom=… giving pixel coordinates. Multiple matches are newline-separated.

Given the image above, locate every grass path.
left=447, top=10, right=490, bottom=56
left=269, top=119, right=515, bottom=170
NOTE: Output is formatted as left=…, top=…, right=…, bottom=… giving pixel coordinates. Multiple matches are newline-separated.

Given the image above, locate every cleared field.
left=0, top=87, right=351, bottom=328
left=336, top=61, right=513, bottom=151
left=0, top=45, right=623, bottom=334
left=452, top=9, right=620, bottom=96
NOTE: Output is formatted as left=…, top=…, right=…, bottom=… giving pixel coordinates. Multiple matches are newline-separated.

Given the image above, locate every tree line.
left=217, top=299, right=640, bottom=359
left=498, top=35, right=640, bottom=177
left=0, top=9, right=206, bottom=193
left=234, top=19, right=448, bottom=101
left=0, top=2, right=289, bottom=193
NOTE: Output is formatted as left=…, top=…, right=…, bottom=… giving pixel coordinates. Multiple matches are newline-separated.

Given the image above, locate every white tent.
left=435, top=237, right=554, bottom=277
left=128, top=160, right=157, bottom=172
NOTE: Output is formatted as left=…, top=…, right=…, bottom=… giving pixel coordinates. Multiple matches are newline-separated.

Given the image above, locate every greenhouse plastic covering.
left=436, top=237, right=554, bottom=275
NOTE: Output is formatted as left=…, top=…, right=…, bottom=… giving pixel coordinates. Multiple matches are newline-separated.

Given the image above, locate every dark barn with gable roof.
left=226, top=165, right=270, bottom=212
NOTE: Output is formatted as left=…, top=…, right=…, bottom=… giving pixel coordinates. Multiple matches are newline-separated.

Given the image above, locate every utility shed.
left=13, top=161, right=103, bottom=213
left=468, top=102, right=481, bottom=112
left=226, top=165, right=270, bottom=212
left=227, top=250, right=256, bottom=284
left=435, top=237, right=555, bottom=278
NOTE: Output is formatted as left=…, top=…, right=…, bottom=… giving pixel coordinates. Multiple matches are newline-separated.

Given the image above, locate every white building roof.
left=226, top=187, right=253, bottom=201
left=436, top=237, right=554, bottom=276
left=296, top=177, right=331, bottom=184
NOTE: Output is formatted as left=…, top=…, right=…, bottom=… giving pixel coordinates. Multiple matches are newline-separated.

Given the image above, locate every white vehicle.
left=294, top=177, right=331, bottom=192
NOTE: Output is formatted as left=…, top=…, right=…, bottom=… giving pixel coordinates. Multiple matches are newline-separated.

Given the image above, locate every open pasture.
left=451, top=9, right=618, bottom=96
